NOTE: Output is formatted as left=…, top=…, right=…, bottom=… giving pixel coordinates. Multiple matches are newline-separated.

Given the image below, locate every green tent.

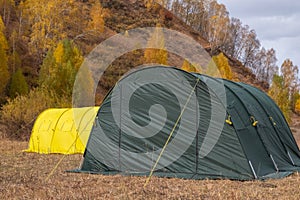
left=75, top=66, right=300, bottom=180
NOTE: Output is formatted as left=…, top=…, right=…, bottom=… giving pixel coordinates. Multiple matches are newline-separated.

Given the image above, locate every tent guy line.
left=144, top=77, right=201, bottom=187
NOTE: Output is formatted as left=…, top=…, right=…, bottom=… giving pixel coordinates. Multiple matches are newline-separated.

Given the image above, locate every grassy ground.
left=1, top=139, right=300, bottom=199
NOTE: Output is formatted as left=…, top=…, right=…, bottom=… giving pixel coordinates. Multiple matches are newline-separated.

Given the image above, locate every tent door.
left=229, top=107, right=276, bottom=177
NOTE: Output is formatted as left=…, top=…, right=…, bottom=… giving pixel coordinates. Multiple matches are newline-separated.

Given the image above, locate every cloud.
left=218, top=0, right=300, bottom=40
left=263, top=36, right=300, bottom=66
left=246, top=14, right=300, bottom=40
left=219, top=0, right=300, bottom=18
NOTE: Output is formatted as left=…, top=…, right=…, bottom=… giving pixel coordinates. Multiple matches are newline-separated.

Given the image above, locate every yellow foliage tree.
left=0, top=17, right=9, bottom=102
left=8, top=30, right=22, bottom=73
left=144, top=0, right=154, bottom=10
left=281, top=59, right=299, bottom=111
left=144, top=24, right=168, bottom=65
left=268, top=75, right=291, bottom=123
left=0, top=0, right=15, bottom=25
left=88, top=0, right=105, bottom=33
left=295, top=98, right=300, bottom=114
left=53, top=42, right=64, bottom=64
left=0, top=16, right=8, bottom=50
left=22, top=0, right=79, bottom=58
left=212, top=53, right=233, bottom=80
left=181, top=60, right=201, bottom=73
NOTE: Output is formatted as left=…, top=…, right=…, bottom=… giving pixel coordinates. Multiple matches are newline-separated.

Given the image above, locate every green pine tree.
left=39, top=39, right=83, bottom=103
left=9, top=68, right=29, bottom=98
left=0, top=43, right=10, bottom=102
left=0, top=17, right=9, bottom=103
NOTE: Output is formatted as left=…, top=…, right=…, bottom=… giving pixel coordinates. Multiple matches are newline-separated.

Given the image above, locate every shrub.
left=0, top=88, right=71, bottom=140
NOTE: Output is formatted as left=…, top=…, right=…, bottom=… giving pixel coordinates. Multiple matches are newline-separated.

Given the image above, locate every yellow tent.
left=25, top=107, right=99, bottom=154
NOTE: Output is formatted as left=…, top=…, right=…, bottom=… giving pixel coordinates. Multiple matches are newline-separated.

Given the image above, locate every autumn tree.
left=188, top=0, right=209, bottom=36
left=144, top=0, right=155, bottom=10
left=181, top=59, right=200, bottom=73
left=39, top=39, right=83, bottom=102
left=144, top=24, right=168, bottom=65
left=172, top=0, right=197, bottom=24
left=268, top=75, right=291, bottom=123
left=88, top=0, right=106, bottom=33
left=21, top=0, right=81, bottom=60
left=207, top=0, right=230, bottom=53
left=0, top=15, right=7, bottom=49
left=8, top=30, right=22, bottom=73
left=158, top=0, right=173, bottom=9
left=254, top=48, right=278, bottom=84
left=212, top=52, right=232, bottom=80
left=295, top=97, right=300, bottom=114
left=281, top=59, right=299, bottom=111
left=0, top=0, right=15, bottom=25
left=171, top=0, right=210, bottom=38
left=0, top=17, right=9, bottom=102
left=263, top=48, right=278, bottom=84
left=168, top=0, right=269, bottom=79
left=281, top=59, right=298, bottom=91
left=226, top=17, right=245, bottom=58
left=240, top=29, right=260, bottom=70
left=9, top=68, right=29, bottom=98
left=170, top=0, right=230, bottom=52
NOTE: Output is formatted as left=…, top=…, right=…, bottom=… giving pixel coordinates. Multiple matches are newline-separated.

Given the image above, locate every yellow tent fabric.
left=25, top=107, right=99, bottom=154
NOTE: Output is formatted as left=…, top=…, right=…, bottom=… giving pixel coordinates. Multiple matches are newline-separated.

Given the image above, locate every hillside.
left=0, top=0, right=295, bottom=140
left=94, top=0, right=269, bottom=98
left=0, top=0, right=268, bottom=101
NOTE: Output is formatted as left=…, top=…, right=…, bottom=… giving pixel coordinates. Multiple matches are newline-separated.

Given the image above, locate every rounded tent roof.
left=25, top=107, right=99, bottom=154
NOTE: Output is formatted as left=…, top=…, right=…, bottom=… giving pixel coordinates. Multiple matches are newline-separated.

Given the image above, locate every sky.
left=217, top=0, right=300, bottom=68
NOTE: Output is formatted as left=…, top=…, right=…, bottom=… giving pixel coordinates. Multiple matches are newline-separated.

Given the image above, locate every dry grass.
left=1, top=139, right=300, bottom=199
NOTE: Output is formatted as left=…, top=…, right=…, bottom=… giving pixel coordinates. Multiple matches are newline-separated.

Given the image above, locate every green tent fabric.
left=74, top=66, right=300, bottom=180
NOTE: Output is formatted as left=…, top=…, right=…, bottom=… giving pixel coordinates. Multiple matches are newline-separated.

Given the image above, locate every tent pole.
left=288, top=151, right=295, bottom=166
left=270, top=154, right=279, bottom=172
left=248, top=160, right=257, bottom=179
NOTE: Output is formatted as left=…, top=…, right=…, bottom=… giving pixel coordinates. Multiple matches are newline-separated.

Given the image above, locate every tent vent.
left=270, top=154, right=279, bottom=172
left=248, top=160, right=257, bottom=179
left=288, top=151, right=295, bottom=166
